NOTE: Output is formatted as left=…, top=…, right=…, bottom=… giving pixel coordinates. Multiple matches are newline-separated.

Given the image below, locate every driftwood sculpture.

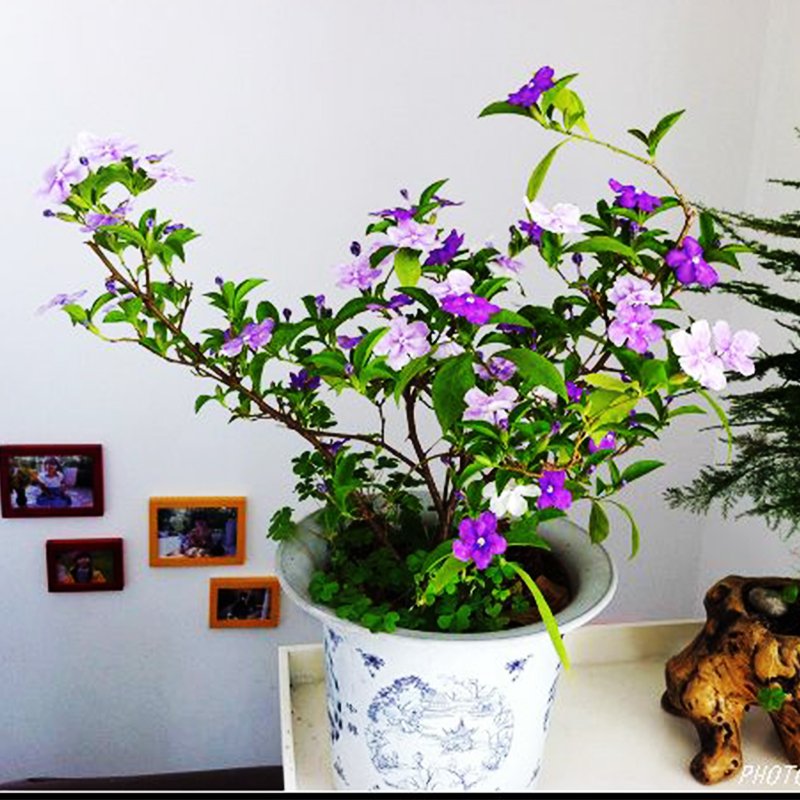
left=662, top=575, right=800, bottom=784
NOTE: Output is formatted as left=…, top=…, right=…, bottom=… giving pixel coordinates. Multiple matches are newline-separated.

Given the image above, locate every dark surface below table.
left=0, top=765, right=284, bottom=791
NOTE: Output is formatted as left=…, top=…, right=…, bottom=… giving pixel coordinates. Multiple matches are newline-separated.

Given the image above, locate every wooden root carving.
left=663, top=575, right=800, bottom=784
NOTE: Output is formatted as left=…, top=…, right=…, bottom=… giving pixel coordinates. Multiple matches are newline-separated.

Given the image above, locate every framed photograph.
left=209, top=577, right=280, bottom=629
left=46, top=538, right=124, bottom=592
left=150, top=497, right=246, bottom=567
left=0, top=444, right=104, bottom=518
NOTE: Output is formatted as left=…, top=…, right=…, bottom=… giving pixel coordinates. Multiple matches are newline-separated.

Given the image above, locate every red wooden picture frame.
left=0, top=444, right=104, bottom=518
left=46, top=538, right=124, bottom=592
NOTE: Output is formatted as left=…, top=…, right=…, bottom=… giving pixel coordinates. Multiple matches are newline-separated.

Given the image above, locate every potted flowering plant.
left=38, top=66, right=757, bottom=791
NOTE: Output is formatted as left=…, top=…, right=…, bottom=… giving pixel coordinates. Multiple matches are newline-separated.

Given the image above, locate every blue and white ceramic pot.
left=278, top=514, right=616, bottom=792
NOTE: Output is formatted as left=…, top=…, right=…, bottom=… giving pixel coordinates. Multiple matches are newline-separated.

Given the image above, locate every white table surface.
left=279, top=620, right=800, bottom=792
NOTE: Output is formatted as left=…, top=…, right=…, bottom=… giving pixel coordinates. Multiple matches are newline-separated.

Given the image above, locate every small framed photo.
left=46, top=538, right=124, bottom=592
left=209, top=577, right=281, bottom=628
left=0, top=445, right=104, bottom=518
left=150, top=497, right=246, bottom=567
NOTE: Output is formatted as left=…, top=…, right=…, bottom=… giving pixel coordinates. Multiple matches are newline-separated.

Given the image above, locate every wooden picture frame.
left=149, top=497, right=246, bottom=567
left=209, top=577, right=281, bottom=628
left=0, top=444, right=104, bottom=518
left=46, top=538, right=124, bottom=592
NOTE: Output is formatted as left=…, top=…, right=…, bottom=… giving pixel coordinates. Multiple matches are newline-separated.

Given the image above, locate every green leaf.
left=420, top=539, right=458, bottom=574
left=526, top=142, right=568, bottom=203
left=353, top=327, right=389, bottom=374
left=508, top=561, right=569, bottom=669
left=605, top=499, right=641, bottom=559
left=428, top=555, right=464, bottom=594
left=62, top=303, right=88, bottom=326
left=418, top=178, right=448, bottom=208
left=589, top=500, right=610, bottom=544
left=757, top=686, right=788, bottom=713
left=431, top=353, right=475, bottom=432
left=781, top=584, right=799, bottom=604
left=627, top=128, right=650, bottom=148
left=567, top=236, right=639, bottom=263
left=496, top=348, right=567, bottom=400
left=268, top=506, right=297, bottom=541
left=195, top=395, right=214, bottom=413
left=490, top=310, right=535, bottom=329
left=697, top=388, right=733, bottom=464
left=667, top=404, right=707, bottom=419
left=648, top=110, right=685, bottom=157
left=583, top=373, right=630, bottom=392
left=505, top=516, right=553, bottom=549
left=393, top=355, right=430, bottom=403
left=478, top=100, right=534, bottom=119
left=394, top=248, right=422, bottom=287
left=620, top=459, right=664, bottom=484
left=234, top=278, right=266, bottom=305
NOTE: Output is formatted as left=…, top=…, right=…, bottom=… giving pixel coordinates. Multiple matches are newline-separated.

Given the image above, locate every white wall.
left=0, top=0, right=797, bottom=781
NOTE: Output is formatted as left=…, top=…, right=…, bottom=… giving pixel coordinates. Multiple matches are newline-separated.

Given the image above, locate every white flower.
left=483, top=479, right=541, bottom=518
left=431, top=339, right=465, bottom=360
left=531, top=386, right=558, bottom=406
left=524, top=199, right=584, bottom=234
left=488, top=255, right=525, bottom=278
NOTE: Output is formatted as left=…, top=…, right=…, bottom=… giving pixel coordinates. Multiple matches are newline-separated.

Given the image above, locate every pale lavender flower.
left=608, top=275, right=662, bottom=308
left=372, top=317, right=431, bottom=370
left=242, top=319, right=276, bottom=350
left=431, top=339, right=465, bottom=360
left=524, top=199, right=583, bottom=234
left=669, top=320, right=726, bottom=390
left=221, top=331, right=245, bottom=357
left=96, top=292, right=135, bottom=316
left=488, top=255, right=525, bottom=277
left=139, top=152, right=193, bottom=183
left=386, top=218, right=438, bottom=254
left=335, top=252, right=383, bottom=290
left=608, top=303, right=663, bottom=354
left=712, top=320, right=759, bottom=376
left=426, top=268, right=474, bottom=300
left=463, top=385, right=518, bottom=427
left=475, top=356, right=517, bottom=382
left=38, top=147, right=88, bottom=205
left=76, top=132, right=138, bottom=166
left=80, top=199, right=133, bottom=233
left=36, top=290, right=88, bottom=315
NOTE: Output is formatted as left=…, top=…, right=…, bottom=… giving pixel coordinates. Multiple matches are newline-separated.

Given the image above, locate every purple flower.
left=215, top=276, right=225, bottom=288
left=369, top=205, right=417, bottom=220
left=537, top=470, right=572, bottom=511
left=669, top=320, right=726, bottom=390
left=475, top=356, right=517, bottom=382
left=572, top=253, right=583, bottom=267
left=76, top=132, right=138, bottom=166
left=326, top=439, right=346, bottom=455
left=164, top=223, right=186, bottom=235
left=507, top=66, right=556, bottom=108
left=518, top=219, right=543, bottom=244
left=432, top=194, right=463, bottom=208
left=608, top=303, right=663, bottom=354
left=712, top=321, right=759, bottom=376
left=550, top=421, right=562, bottom=436
left=608, top=179, right=662, bottom=214
left=431, top=339, right=465, bottom=360
left=138, top=151, right=193, bottom=183
left=588, top=431, right=617, bottom=454
left=38, top=147, right=89, bottom=205
left=105, top=279, right=117, bottom=294
left=315, top=294, right=326, bottom=311
left=497, top=322, right=531, bottom=336
left=242, top=319, right=275, bottom=350
left=463, top=385, right=518, bottom=427
left=80, top=199, right=132, bottom=233
left=452, top=511, right=507, bottom=570
left=371, top=317, right=431, bottom=370
left=424, top=229, right=464, bottom=266
left=289, top=369, right=322, bottom=392
left=350, top=241, right=362, bottom=256
left=441, top=293, right=501, bottom=325
left=387, top=293, right=413, bottom=310
left=566, top=381, right=585, bottom=402
left=426, top=268, right=474, bottom=300
left=337, top=334, right=365, bottom=350
left=488, top=255, right=525, bottom=278
left=608, top=275, right=662, bottom=308
left=665, top=237, right=719, bottom=288
left=36, top=290, right=88, bottom=315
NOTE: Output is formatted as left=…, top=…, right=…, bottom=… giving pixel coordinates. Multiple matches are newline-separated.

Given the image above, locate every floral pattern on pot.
left=365, top=674, right=514, bottom=791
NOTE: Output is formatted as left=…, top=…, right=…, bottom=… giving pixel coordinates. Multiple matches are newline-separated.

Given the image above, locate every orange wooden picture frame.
left=149, top=496, right=246, bottom=567
left=209, top=577, right=281, bottom=629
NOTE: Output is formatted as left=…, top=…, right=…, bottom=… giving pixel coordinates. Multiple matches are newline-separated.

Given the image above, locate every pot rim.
left=278, top=511, right=617, bottom=643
